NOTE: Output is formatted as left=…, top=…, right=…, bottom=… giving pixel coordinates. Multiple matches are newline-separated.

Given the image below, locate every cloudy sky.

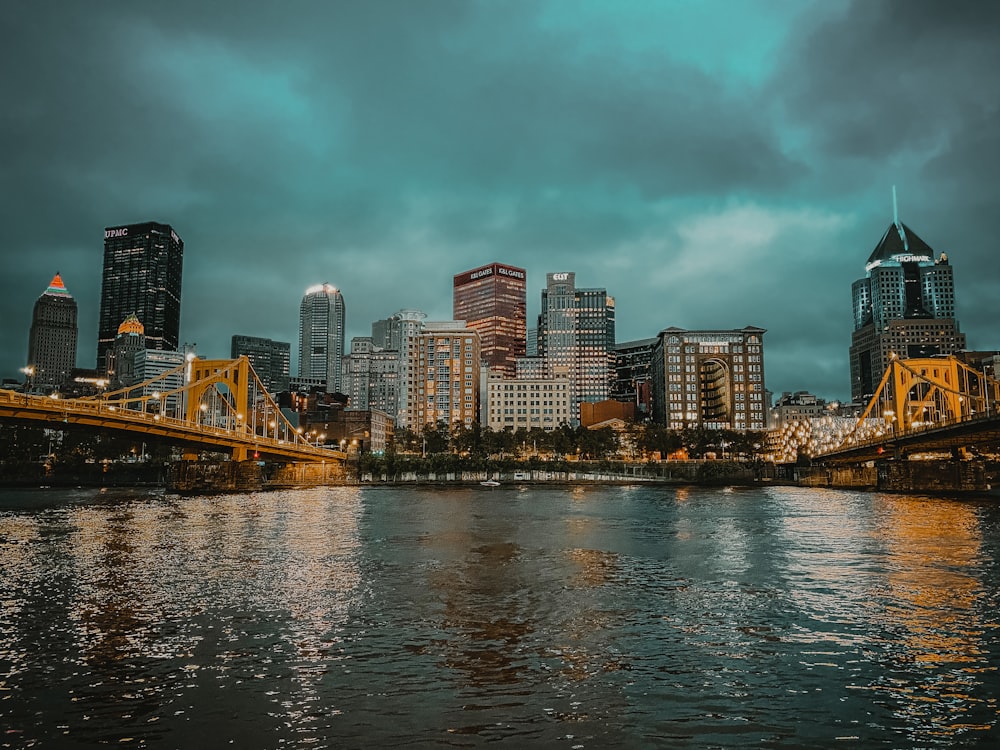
left=2, top=0, right=997, bottom=400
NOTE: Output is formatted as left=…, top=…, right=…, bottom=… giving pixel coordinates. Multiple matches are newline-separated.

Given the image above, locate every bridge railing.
left=1, top=387, right=344, bottom=460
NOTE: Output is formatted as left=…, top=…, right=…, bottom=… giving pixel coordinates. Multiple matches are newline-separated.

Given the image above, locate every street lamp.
left=20, top=365, right=34, bottom=403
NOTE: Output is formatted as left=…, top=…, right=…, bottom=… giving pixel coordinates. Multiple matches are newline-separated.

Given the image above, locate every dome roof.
left=117, top=312, right=145, bottom=336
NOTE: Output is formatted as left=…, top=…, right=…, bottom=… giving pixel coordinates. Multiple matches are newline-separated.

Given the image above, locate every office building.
left=107, top=313, right=146, bottom=390
left=231, top=335, right=290, bottom=392
left=400, top=322, right=481, bottom=431
left=537, top=272, right=615, bottom=424
left=134, top=348, right=189, bottom=414
left=97, top=222, right=183, bottom=373
left=453, top=262, right=526, bottom=377
left=612, top=338, right=657, bottom=419
left=650, top=326, right=767, bottom=431
left=27, top=273, right=78, bottom=389
left=485, top=366, right=572, bottom=432
left=298, top=283, right=346, bottom=394
left=342, top=336, right=400, bottom=418
left=849, top=215, right=965, bottom=401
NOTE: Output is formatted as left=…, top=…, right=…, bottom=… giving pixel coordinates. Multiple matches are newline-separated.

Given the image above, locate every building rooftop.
left=866, top=221, right=935, bottom=266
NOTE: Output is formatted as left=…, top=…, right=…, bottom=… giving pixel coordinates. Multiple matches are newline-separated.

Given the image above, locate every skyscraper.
left=231, top=335, right=291, bottom=392
left=27, top=273, right=78, bottom=389
left=849, top=215, right=965, bottom=401
left=298, top=283, right=346, bottom=394
left=453, top=262, right=526, bottom=377
left=537, top=272, right=615, bottom=424
left=342, top=336, right=400, bottom=418
left=97, top=222, right=183, bottom=373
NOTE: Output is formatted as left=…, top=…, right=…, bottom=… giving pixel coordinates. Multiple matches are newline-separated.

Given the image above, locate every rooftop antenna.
left=892, top=184, right=908, bottom=251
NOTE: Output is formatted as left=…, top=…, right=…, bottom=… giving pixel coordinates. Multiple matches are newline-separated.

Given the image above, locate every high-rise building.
left=453, top=263, right=527, bottom=377
left=849, top=216, right=965, bottom=401
left=537, top=272, right=615, bottom=424
left=107, top=313, right=146, bottom=389
left=342, top=336, right=400, bottom=418
left=97, top=222, right=183, bottom=373
left=400, top=322, right=481, bottom=431
left=231, top=335, right=291, bottom=392
left=650, top=326, right=767, bottom=431
left=373, top=309, right=427, bottom=425
left=27, top=273, right=78, bottom=389
left=134, top=349, right=189, bottom=414
left=298, top=283, right=346, bottom=394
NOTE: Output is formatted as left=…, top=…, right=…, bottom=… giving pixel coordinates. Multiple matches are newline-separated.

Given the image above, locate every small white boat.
left=480, top=480, right=500, bottom=487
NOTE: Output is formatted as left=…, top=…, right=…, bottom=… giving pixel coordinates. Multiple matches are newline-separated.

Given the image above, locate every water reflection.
left=3, top=485, right=1000, bottom=748
left=779, top=488, right=999, bottom=743
left=869, top=495, right=996, bottom=740
left=1, top=488, right=363, bottom=747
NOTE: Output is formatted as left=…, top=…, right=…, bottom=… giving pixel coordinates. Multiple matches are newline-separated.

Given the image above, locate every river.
left=2, top=484, right=999, bottom=748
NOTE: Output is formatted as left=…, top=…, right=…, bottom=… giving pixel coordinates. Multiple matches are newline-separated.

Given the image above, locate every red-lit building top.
left=453, top=263, right=526, bottom=377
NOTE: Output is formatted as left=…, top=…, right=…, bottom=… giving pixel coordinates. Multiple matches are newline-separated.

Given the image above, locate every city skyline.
left=2, top=1, right=998, bottom=400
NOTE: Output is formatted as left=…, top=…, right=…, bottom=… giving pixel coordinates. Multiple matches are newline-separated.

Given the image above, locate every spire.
left=44, top=272, right=71, bottom=297
left=892, top=185, right=908, bottom=252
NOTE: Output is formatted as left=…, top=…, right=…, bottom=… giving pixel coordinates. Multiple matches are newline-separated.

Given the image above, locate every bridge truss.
left=816, top=356, right=1000, bottom=462
left=0, top=357, right=344, bottom=463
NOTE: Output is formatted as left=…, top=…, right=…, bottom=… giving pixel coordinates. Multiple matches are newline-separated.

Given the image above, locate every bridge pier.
left=167, top=459, right=349, bottom=493
left=799, top=459, right=991, bottom=494
left=876, top=459, right=988, bottom=494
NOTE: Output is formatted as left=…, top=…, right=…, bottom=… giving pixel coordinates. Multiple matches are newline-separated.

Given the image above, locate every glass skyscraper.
left=298, top=283, right=346, bottom=394
left=231, top=334, right=291, bottom=392
left=849, top=218, right=965, bottom=401
left=537, top=272, right=616, bottom=424
left=97, top=222, right=183, bottom=374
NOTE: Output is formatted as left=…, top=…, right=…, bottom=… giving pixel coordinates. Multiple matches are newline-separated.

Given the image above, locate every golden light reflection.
left=868, top=495, right=995, bottom=737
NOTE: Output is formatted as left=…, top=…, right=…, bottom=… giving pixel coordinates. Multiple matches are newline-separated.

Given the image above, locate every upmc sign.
left=105, top=227, right=129, bottom=239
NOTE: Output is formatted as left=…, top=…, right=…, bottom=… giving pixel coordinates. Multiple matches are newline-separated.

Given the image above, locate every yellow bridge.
left=0, top=357, right=345, bottom=464
left=816, top=356, right=1000, bottom=463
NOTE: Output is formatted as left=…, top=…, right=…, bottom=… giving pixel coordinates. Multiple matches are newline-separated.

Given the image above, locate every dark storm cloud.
left=1, top=0, right=997, bottom=402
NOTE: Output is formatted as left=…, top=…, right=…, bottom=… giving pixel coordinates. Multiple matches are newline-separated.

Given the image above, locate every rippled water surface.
left=2, top=484, right=1000, bottom=748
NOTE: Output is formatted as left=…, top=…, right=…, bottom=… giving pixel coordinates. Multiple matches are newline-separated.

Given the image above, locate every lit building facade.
left=401, top=322, right=481, bottom=431
left=770, top=391, right=829, bottom=428
left=485, top=363, right=572, bottom=432
left=231, top=334, right=290, bottom=392
left=453, top=262, right=527, bottom=377
left=134, top=348, right=188, bottom=414
left=537, top=272, right=615, bottom=424
left=298, top=283, right=346, bottom=394
left=650, top=326, right=767, bottom=431
left=98, top=222, right=183, bottom=373
left=27, top=273, right=78, bottom=389
left=849, top=217, right=965, bottom=401
left=107, top=313, right=146, bottom=389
